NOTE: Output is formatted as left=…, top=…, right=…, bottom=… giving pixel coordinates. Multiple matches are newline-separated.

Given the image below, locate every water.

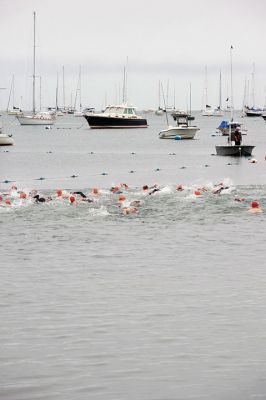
left=1, top=112, right=266, bottom=400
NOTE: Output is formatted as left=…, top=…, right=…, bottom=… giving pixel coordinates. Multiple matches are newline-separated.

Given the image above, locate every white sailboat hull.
left=202, top=109, right=224, bottom=117
left=159, top=125, right=199, bottom=139
left=17, top=116, right=55, bottom=125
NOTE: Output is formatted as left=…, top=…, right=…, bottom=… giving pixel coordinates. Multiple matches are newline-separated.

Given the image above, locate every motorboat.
left=216, top=47, right=254, bottom=157
left=0, top=128, right=14, bottom=146
left=159, top=116, right=199, bottom=139
left=216, top=144, right=254, bottom=156
left=84, top=104, right=147, bottom=128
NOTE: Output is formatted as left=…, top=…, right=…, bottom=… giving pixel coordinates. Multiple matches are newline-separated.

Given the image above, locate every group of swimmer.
left=0, top=181, right=263, bottom=215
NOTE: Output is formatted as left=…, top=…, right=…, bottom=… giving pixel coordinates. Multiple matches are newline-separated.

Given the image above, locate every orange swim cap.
left=92, top=187, right=99, bottom=194
left=20, top=192, right=27, bottom=199
left=119, top=195, right=126, bottom=202
left=194, top=190, right=201, bottom=196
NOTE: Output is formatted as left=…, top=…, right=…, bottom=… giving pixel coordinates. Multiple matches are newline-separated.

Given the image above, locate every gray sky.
left=1, top=0, right=266, bottom=110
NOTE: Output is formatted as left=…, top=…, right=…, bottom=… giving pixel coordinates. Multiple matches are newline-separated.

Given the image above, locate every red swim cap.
left=251, top=201, right=259, bottom=208
left=69, top=195, right=75, bottom=203
left=119, top=195, right=126, bottom=201
left=57, top=189, right=62, bottom=197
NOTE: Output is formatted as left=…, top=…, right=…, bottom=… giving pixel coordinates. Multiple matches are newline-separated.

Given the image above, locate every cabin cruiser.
left=83, top=104, right=147, bottom=128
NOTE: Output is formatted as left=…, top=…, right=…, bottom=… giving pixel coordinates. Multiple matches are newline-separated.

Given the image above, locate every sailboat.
left=244, top=64, right=264, bottom=117
left=202, top=69, right=224, bottom=116
left=74, top=66, right=84, bottom=117
left=216, top=46, right=254, bottom=156
left=6, top=75, right=23, bottom=116
left=17, top=12, right=55, bottom=126
left=154, top=81, right=164, bottom=116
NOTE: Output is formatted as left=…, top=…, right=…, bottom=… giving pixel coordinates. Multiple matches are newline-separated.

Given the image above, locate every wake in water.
left=0, top=179, right=264, bottom=217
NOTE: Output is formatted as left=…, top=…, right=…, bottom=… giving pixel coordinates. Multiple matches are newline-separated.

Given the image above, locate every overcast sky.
left=1, top=0, right=266, bottom=110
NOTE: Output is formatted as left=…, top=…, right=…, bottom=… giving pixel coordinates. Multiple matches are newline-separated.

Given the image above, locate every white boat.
left=6, top=75, right=23, bottom=116
left=17, top=12, right=56, bottom=126
left=0, top=127, right=14, bottom=146
left=159, top=116, right=199, bottom=139
left=17, top=112, right=55, bottom=125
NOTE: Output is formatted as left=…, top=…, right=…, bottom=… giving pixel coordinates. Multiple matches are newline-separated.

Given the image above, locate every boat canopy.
left=218, top=120, right=229, bottom=129
left=104, top=106, right=136, bottom=115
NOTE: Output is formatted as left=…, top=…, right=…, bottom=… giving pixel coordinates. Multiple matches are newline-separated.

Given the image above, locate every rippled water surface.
left=1, top=112, right=266, bottom=399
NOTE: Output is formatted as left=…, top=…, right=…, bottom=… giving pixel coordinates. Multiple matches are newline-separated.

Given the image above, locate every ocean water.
left=1, top=111, right=266, bottom=400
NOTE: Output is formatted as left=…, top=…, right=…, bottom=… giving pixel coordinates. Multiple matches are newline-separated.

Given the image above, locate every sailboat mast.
left=62, top=65, right=65, bottom=110
left=230, top=46, right=234, bottom=121
left=252, top=63, right=255, bottom=107
left=56, top=72, right=59, bottom=110
left=219, top=70, right=222, bottom=109
left=6, top=75, right=14, bottom=111
left=33, top=11, right=36, bottom=114
left=39, top=76, right=42, bottom=111
left=205, top=65, right=208, bottom=107
left=122, top=65, right=126, bottom=104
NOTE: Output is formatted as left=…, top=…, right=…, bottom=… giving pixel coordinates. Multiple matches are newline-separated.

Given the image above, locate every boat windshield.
left=104, top=106, right=136, bottom=115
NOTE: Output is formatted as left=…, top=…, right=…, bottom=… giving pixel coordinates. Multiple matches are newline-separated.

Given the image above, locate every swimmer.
left=142, top=185, right=149, bottom=191
left=248, top=201, right=262, bottom=214
left=118, top=195, right=126, bottom=203
left=120, top=183, right=129, bottom=189
left=91, top=187, right=100, bottom=196
left=111, top=186, right=122, bottom=194
left=33, top=194, right=46, bottom=203
left=72, top=191, right=94, bottom=202
left=194, top=190, right=202, bottom=196
left=130, top=200, right=141, bottom=207
left=149, top=185, right=160, bottom=195
left=69, top=195, right=76, bottom=205
left=122, top=207, right=138, bottom=215
left=176, top=184, right=184, bottom=191
left=212, top=184, right=229, bottom=195
left=234, top=195, right=245, bottom=202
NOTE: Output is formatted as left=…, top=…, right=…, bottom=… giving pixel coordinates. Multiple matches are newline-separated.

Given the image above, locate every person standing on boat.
left=232, top=127, right=242, bottom=145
